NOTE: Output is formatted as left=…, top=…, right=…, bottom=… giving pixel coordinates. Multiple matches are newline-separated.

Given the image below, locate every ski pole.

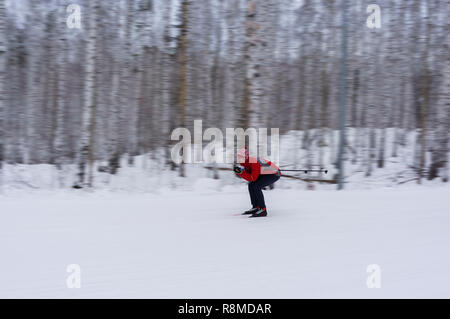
left=281, top=169, right=328, bottom=174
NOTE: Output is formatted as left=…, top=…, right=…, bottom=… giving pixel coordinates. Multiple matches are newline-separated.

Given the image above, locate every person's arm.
left=240, top=162, right=260, bottom=182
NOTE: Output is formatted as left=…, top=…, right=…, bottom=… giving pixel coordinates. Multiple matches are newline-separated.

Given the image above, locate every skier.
left=233, top=148, right=281, bottom=217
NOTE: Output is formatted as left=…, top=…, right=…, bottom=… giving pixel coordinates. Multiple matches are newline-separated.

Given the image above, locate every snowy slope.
left=1, top=185, right=450, bottom=298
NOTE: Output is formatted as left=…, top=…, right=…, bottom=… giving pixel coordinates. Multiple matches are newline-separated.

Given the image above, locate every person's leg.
left=253, top=175, right=280, bottom=209
left=248, top=182, right=257, bottom=208
left=242, top=182, right=259, bottom=215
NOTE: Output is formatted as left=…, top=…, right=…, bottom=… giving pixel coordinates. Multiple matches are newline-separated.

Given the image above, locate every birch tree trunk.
left=0, top=0, right=5, bottom=187
left=177, top=0, right=189, bottom=177
left=24, top=1, right=40, bottom=164
left=54, top=0, right=68, bottom=181
left=107, top=2, right=121, bottom=175
left=429, top=32, right=449, bottom=181
left=417, top=1, right=432, bottom=184
left=125, top=0, right=137, bottom=165
left=243, top=0, right=264, bottom=128
left=75, top=0, right=98, bottom=188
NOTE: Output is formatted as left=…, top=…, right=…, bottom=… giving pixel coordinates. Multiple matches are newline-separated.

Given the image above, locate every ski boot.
left=243, top=207, right=259, bottom=215
left=250, top=208, right=267, bottom=218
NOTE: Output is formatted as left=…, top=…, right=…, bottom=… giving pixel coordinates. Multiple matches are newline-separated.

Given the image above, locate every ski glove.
left=233, top=164, right=244, bottom=174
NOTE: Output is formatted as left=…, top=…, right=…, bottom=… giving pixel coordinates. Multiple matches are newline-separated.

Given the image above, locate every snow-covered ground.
left=1, top=184, right=450, bottom=298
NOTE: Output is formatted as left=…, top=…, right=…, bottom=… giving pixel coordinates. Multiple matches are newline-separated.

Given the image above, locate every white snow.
left=1, top=184, right=450, bottom=298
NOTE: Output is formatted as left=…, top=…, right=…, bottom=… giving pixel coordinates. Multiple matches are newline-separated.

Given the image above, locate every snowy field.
left=1, top=184, right=450, bottom=298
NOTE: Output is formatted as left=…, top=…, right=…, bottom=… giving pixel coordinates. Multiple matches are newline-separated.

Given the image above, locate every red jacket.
left=239, top=157, right=281, bottom=182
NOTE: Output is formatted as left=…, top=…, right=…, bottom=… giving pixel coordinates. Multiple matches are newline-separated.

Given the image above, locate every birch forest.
left=0, top=0, right=449, bottom=189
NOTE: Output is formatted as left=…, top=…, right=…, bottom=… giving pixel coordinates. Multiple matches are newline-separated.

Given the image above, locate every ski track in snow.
left=1, top=186, right=450, bottom=298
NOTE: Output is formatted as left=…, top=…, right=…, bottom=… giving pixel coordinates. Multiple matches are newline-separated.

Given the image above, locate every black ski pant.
left=248, top=174, right=280, bottom=209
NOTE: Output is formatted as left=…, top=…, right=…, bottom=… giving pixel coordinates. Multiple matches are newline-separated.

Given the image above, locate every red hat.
left=237, top=147, right=249, bottom=162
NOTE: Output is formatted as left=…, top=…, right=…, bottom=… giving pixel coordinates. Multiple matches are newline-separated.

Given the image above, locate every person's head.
left=237, top=147, right=249, bottom=163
